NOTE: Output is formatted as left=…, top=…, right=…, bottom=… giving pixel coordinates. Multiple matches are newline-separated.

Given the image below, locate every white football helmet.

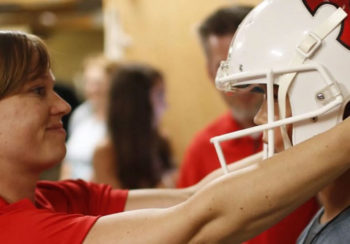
left=211, top=0, right=350, bottom=173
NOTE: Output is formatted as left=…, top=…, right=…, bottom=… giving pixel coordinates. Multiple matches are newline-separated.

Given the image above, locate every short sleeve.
left=0, top=199, right=98, bottom=244
left=35, top=179, right=128, bottom=216
left=176, top=139, right=204, bottom=188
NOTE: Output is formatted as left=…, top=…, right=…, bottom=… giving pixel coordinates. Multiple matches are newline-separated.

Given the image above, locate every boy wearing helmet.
left=211, top=0, right=350, bottom=243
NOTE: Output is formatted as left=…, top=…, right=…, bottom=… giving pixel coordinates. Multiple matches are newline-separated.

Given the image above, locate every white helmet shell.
left=211, top=0, right=350, bottom=172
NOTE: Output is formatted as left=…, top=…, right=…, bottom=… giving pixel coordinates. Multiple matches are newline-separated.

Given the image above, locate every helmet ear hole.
left=342, top=101, right=350, bottom=120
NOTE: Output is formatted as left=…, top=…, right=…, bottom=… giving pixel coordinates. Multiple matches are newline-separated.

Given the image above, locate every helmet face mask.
left=211, top=0, right=350, bottom=172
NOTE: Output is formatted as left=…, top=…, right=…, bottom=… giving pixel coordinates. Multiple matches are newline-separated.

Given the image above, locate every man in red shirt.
left=177, top=6, right=320, bottom=244
left=178, top=6, right=263, bottom=187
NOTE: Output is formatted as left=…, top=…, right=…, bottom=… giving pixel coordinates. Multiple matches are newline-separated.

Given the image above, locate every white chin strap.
left=277, top=7, right=347, bottom=151
left=211, top=8, right=347, bottom=174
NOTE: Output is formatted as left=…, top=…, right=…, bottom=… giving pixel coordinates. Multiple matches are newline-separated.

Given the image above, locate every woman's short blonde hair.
left=82, top=54, right=120, bottom=78
left=0, top=31, right=50, bottom=97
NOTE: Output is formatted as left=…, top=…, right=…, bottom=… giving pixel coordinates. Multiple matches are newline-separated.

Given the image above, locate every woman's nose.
left=51, top=91, right=72, bottom=116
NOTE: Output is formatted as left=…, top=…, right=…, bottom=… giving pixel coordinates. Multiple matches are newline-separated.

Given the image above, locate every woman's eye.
left=32, top=86, right=46, bottom=96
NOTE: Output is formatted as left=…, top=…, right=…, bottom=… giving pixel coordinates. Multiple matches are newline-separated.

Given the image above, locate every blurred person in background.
left=93, top=63, right=176, bottom=189
left=177, top=6, right=262, bottom=187
left=176, top=5, right=320, bottom=244
left=60, top=55, right=119, bottom=180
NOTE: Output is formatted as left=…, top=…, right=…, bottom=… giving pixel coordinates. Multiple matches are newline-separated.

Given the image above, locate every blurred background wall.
left=104, top=0, right=261, bottom=164
left=0, top=0, right=261, bottom=167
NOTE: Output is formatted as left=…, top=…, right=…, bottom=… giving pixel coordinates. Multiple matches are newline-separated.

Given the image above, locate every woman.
left=0, top=31, right=350, bottom=244
left=61, top=55, right=119, bottom=180
left=93, top=64, right=176, bottom=189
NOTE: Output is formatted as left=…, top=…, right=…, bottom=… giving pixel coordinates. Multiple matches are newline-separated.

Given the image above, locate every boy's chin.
left=275, top=147, right=285, bottom=154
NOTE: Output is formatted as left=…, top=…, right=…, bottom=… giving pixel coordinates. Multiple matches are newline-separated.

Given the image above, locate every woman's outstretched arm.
left=124, top=151, right=263, bottom=211
left=84, top=118, right=350, bottom=244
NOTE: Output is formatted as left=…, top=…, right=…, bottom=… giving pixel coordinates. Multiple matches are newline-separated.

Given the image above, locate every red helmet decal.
left=302, top=0, right=350, bottom=49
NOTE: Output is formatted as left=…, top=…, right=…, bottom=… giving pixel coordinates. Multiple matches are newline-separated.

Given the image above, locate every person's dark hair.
left=198, top=6, right=252, bottom=57
left=0, top=31, right=50, bottom=98
left=108, top=64, right=173, bottom=189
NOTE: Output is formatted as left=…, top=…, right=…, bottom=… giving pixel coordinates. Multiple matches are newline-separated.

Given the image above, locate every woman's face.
left=150, top=80, right=167, bottom=127
left=253, top=85, right=292, bottom=153
left=0, top=69, right=71, bottom=171
left=83, top=64, right=109, bottom=111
